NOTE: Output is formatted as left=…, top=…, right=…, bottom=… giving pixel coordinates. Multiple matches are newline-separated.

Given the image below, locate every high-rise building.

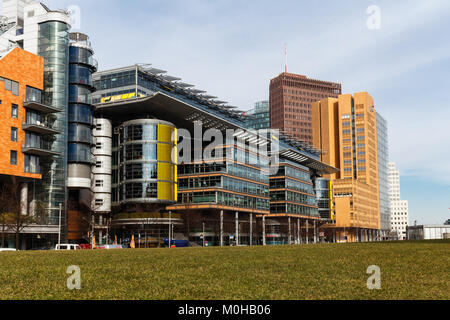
left=269, top=72, right=341, bottom=144
left=245, top=101, right=270, bottom=130
left=0, top=0, right=98, bottom=248
left=388, top=162, right=409, bottom=240
left=377, top=114, right=391, bottom=240
left=312, top=92, right=381, bottom=242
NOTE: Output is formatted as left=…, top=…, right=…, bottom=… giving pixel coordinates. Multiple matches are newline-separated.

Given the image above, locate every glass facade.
left=177, top=145, right=270, bottom=212
left=118, top=120, right=177, bottom=204
left=37, top=21, right=70, bottom=225
left=269, top=161, right=319, bottom=218
left=377, top=114, right=390, bottom=232
left=245, top=101, right=270, bottom=130
left=68, top=39, right=97, bottom=166
left=315, top=178, right=333, bottom=220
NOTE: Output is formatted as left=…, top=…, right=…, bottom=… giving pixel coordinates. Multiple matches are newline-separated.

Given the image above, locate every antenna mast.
left=284, top=44, right=288, bottom=73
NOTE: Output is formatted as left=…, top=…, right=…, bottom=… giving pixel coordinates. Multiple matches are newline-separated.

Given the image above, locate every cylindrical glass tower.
left=68, top=32, right=97, bottom=189
left=37, top=20, right=70, bottom=226
left=119, top=119, right=177, bottom=205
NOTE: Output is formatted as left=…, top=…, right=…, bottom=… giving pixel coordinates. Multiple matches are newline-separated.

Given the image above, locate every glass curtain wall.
left=37, top=21, right=70, bottom=227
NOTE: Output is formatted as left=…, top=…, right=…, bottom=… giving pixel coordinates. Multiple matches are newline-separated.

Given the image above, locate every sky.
left=4, top=0, right=450, bottom=224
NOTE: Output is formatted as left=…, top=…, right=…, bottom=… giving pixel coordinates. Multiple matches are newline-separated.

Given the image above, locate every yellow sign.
left=100, top=92, right=146, bottom=104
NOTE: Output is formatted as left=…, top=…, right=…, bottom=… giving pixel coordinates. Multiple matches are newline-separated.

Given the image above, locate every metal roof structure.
left=93, top=64, right=338, bottom=174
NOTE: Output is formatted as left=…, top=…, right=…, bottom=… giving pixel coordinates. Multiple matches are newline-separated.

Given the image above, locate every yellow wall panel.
left=157, top=162, right=173, bottom=181
left=158, top=124, right=174, bottom=144
left=158, top=181, right=173, bottom=201
left=157, top=143, right=172, bottom=162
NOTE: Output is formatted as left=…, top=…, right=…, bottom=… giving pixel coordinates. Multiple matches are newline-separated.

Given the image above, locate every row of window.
left=8, top=151, right=40, bottom=173
left=179, top=191, right=270, bottom=210
left=270, top=190, right=317, bottom=206
left=270, top=203, right=318, bottom=217
left=0, top=77, right=19, bottom=96
left=270, top=178, right=314, bottom=195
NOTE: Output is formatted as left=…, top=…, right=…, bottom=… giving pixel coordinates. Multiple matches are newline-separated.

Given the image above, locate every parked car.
left=95, top=244, right=124, bottom=250
left=55, top=244, right=81, bottom=250
left=0, top=248, right=17, bottom=252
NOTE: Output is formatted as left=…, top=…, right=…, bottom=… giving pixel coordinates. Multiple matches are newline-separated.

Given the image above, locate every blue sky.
left=10, top=0, right=450, bottom=224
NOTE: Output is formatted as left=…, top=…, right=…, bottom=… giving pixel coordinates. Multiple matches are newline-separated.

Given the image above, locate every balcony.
left=22, top=142, right=61, bottom=157
left=22, top=121, right=61, bottom=135
left=23, top=100, right=62, bottom=114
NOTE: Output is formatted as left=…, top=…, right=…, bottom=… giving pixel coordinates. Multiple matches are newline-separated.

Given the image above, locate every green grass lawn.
left=0, top=240, right=448, bottom=300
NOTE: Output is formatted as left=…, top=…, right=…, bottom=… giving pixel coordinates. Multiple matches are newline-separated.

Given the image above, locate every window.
left=11, top=81, right=19, bottom=96
left=0, top=78, right=19, bottom=95
left=11, top=127, right=18, bottom=142
left=96, top=161, right=103, bottom=168
left=10, top=151, right=17, bottom=165
left=96, top=142, right=102, bottom=149
left=26, top=86, right=41, bottom=103
left=95, top=180, right=104, bottom=187
left=11, top=104, right=18, bottom=119
left=95, top=199, right=104, bottom=206
left=25, top=155, right=40, bottom=173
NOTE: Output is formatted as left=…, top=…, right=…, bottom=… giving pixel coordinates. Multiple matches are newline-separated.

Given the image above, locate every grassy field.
left=0, top=240, right=448, bottom=300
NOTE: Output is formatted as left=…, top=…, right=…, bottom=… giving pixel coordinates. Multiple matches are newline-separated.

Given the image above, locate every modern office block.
left=245, top=100, right=270, bottom=130
left=388, top=162, right=409, bottom=240
left=312, top=92, right=381, bottom=242
left=377, top=114, right=391, bottom=240
left=90, top=64, right=337, bottom=247
left=270, top=72, right=341, bottom=144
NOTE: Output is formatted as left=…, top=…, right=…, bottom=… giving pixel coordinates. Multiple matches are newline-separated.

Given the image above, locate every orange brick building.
left=0, top=48, right=43, bottom=181
left=312, top=92, right=381, bottom=242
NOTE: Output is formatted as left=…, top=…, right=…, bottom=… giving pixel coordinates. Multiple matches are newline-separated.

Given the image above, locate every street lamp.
left=202, top=221, right=205, bottom=247
left=57, top=203, right=62, bottom=247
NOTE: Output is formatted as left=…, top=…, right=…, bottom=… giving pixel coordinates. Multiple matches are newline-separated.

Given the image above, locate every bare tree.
left=0, top=184, right=13, bottom=248
left=0, top=177, right=38, bottom=249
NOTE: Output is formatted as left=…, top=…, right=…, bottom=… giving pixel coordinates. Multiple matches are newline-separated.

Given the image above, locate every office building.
left=89, top=64, right=336, bottom=247
left=377, top=114, right=391, bottom=240
left=407, top=225, right=450, bottom=240
left=270, top=72, right=341, bottom=144
left=245, top=100, right=270, bottom=130
left=388, top=162, right=409, bottom=240
left=312, top=92, right=381, bottom=242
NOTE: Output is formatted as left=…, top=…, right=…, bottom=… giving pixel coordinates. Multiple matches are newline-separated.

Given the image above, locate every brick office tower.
left=270, top=73, right=341, bottom=144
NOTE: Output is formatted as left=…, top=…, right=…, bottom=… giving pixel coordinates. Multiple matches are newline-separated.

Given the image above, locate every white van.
left=0, top=248, right=17, bottom=252
left=55, top=244, right=81, bottom=251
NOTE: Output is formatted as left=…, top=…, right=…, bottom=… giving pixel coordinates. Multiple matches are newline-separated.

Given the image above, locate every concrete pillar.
left=306, top=220, right=309, bottom=244
left=220, top=210, right=224, bottom=247
left=99, top=230, right=103, bottom=245
left=297, top=219, right=300, bottom=244
left=313, top=220, right=317, bottom=244
left=262, top=214, right=266, bottom=246
left=20, top=183, right=28, bottom=215
left=288, top=217, right=291, bottom=245
left=333, top=229, right=336, bottom=243
left=249, top=213, right=253, bottom=246
left=235, top=212, right=239, bottom=246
